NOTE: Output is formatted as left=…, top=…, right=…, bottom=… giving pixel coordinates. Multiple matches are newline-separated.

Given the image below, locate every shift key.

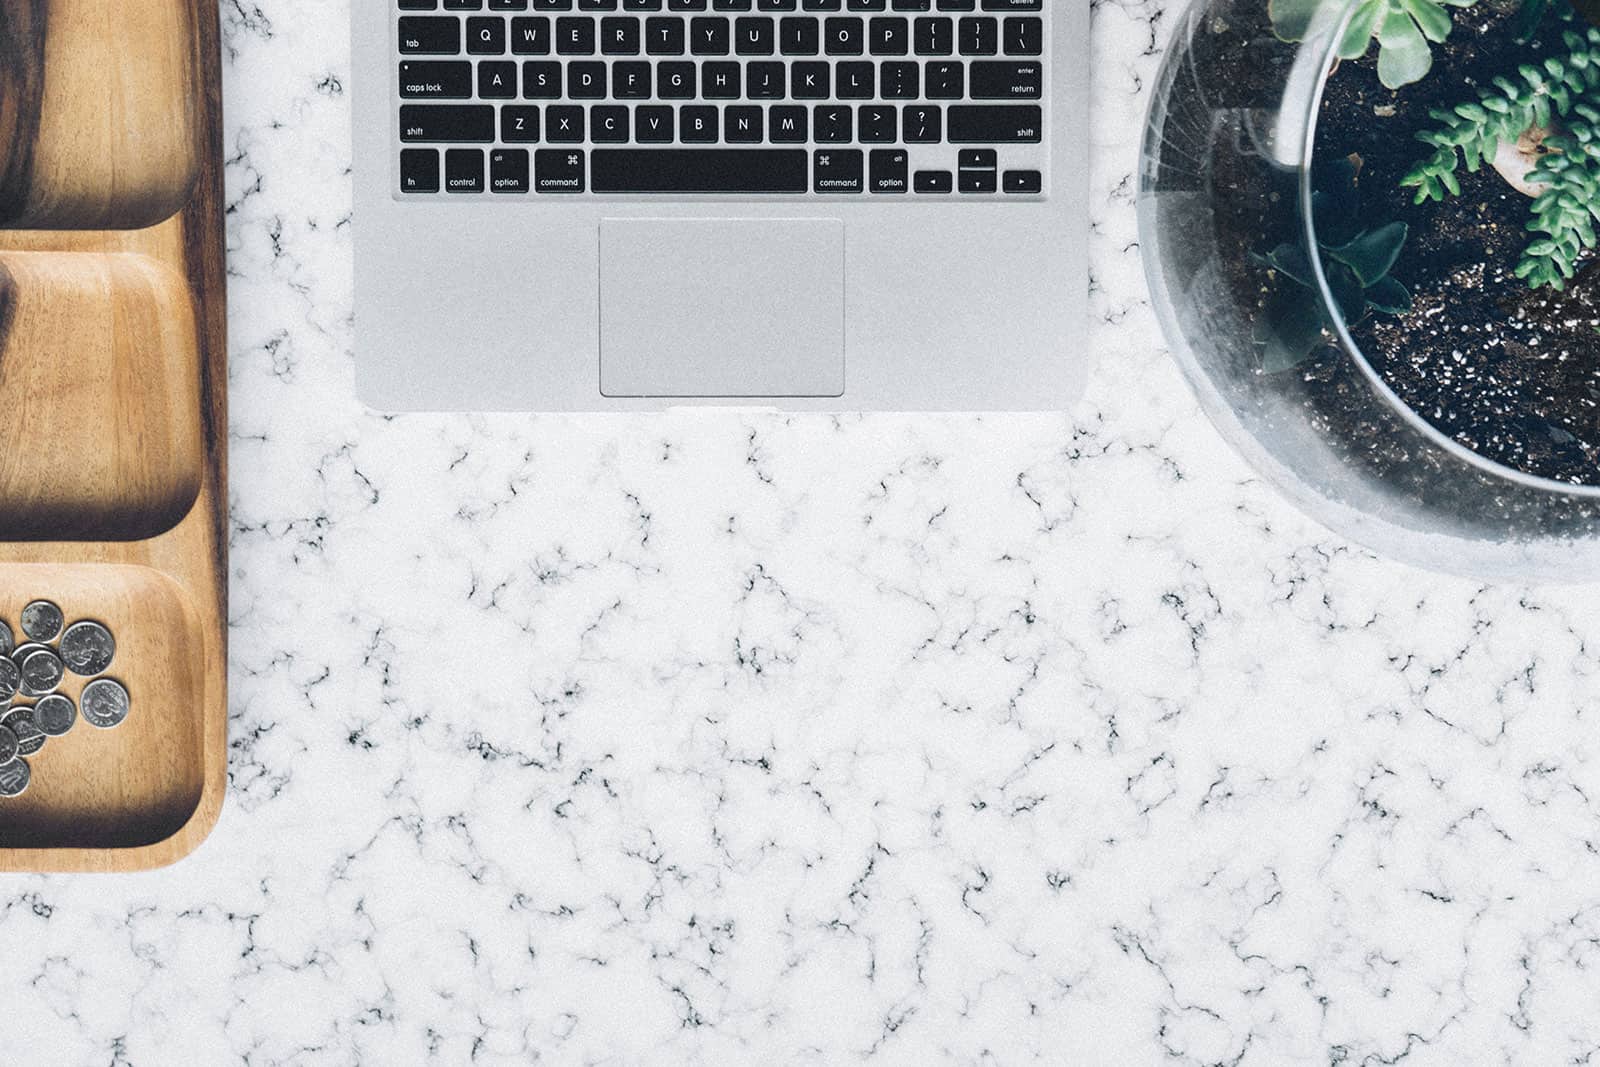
left=400, top=105, right=496, bottom=143
left=948, top=105, right=1043, bottom=143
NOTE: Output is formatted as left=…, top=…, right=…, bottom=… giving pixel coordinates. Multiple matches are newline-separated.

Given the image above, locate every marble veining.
left=0, top=1, right=1597, bottom=1063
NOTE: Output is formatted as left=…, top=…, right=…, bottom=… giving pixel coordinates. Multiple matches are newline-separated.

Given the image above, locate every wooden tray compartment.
left=0, top=1, right=227, bottom=873
left=0, top=564, right=205, bottom=850
left=0, top=251, right=204, bottom=541
left=0, top=0, right=203, bottom=230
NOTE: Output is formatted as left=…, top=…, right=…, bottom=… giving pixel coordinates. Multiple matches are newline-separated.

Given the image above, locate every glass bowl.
left=1138, top=0, right=1600, bottom=581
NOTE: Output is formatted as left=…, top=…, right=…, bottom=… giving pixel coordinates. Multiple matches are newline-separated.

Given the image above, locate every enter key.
left=970, top=62, right=1043, bottom=100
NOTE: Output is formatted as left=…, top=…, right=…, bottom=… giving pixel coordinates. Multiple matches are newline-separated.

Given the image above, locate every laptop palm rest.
left=599, top=218, right=845, bottom=399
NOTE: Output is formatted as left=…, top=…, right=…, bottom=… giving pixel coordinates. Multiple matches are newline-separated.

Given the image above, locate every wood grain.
left=0, top=0, right=226, bottom=873
left=0, top=0, right=202, bottom=230
left=0, top=252, right=203, bottom=541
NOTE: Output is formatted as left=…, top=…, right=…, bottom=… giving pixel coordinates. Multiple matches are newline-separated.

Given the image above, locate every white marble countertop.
left=3, top=1, right=1599, bottom=1063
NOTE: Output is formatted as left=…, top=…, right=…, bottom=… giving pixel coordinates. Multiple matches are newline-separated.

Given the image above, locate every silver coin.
left=0, top=620, right=13, bottom=657
left=11, top=642, right=49, bottom=663
left=0, top=724, right=15, bottom=764
left=59, top=620, right=116, bottom=676
left=81, top=678, right=130, bottom=729
left=20, top=600, right=64, bottom=643
left=33, top=693, right=76, bottom=736
left=1, top=708, right=44, bottom=756
left=17, top=648, right=64, bottom=696
left=0, top=757, right=29, bottom=798
left=0, top=658, right=18, bottom=702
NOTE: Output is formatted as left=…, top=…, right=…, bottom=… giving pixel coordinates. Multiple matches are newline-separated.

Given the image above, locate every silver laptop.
left=353, top=0, right=1087, bottom=411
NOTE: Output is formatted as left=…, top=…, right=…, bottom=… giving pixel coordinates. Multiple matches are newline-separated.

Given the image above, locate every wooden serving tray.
left=0, top=0, right=227, bottom=871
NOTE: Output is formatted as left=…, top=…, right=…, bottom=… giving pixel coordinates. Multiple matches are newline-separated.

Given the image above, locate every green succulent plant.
left=1401, top=19, right=1600, bottom=289
left=1270, top=0, right=1480, bottom=88
left=1251, top=159, right=1414, bottom=371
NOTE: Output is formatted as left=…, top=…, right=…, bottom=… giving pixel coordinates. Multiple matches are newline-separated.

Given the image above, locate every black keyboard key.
left=726, top=105, right=764, bottom=142
left=958, top=147, right=996, bottom=192
left=1004, top=169, right=1042, bottom=193
left=704, top=61, right=742, bottom=97
left=1004, top=15, right=1041, bottom=55
left=478, top=61, right=518, bottom=97
left=467, top=16, right=507, bottom=52
left=636, top=105, right=676, bottom=141
left=869, top=16, right=908, bottom=53
left=593, top=105, right=630, bottom=141
left=557, top=16, right=596, bottom=52
left=925, top=61, right=963, bottom=98
left=691, top=16, right=731, bottom=52
left=814, top=149, right=864, bottom=193
left=736, top=16, right=776, bottom=53
left=446, top=0, right=485, bottom=7
left=814, top=104, right=852, bottom=142
left=982, top=0, right=1040, bottom=8
left=601, top=16, right=642, bottom=52
left=913, top=168, right=952, bottom=193
left=837, top=61, right=874, bottom=98
left=490, top=148, right=531, bottom=191
left=881, top=61, right=919, bottom=98
left=445, top=148, right=485, bottom=192
left=400, top=0, right=440, bottom=8
left=502, top=105, right=541, bottom=141
left=547, top=105, right=585, bottom=140
left=770, top=105, right=809, bottom=141
left=494, top=0, right=532, bottom=7
left=859, top=104, right=896, bottom=142
left=958, top=15, right=997, bottom=54
left=399, top=16, right=461, bottom=54
left=659, top=61, right=697, bottom=97
left=400, top=104, right=497, bottom=142
left=399, top=61, right=473, bottom=98
left=970, top=60, right=1041, bottom=99
left=646, top=15, right=687, bottom=52
left=682, top=105, right=720, bottom=141
left=824, top=16, right=864, bottom=53
left=870, top=148, right=909, bottom=192
left=948, top=104, right=1042, bottom=142
left=522, top=61, right=562, bottom=97
left=535, top=149, right=587, bottom=192
left=914, top=15, right=953, bottom=53
left=792, top=62, right=830, bottom=97
left=614, top=61, right=652, bottom=96
left=568, top=61, right=607, bottom=97
left=902, top=104, right=941, bottom=142
left=780, top=16, right=820, bottom=53
left=511, top=17, right=552, bottom=52
left=400, top=148, right=441, bottom=192
left=747, top=62, right=786, bottom=97
left=592, top=149, right=808, bottom=191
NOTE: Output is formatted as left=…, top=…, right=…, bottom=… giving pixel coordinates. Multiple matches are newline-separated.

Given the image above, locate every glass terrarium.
left=1139, top=0, right=1600, bottom=581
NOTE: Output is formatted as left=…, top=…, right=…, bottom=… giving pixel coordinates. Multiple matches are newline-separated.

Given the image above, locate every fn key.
left=401, top=149, right=439, bottom=193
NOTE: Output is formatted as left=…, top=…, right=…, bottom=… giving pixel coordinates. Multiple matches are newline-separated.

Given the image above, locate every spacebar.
left=591, top=150, right=809, bottom=194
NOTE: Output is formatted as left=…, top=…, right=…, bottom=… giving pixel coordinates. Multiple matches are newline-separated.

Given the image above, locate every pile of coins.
left=0, top=600, right=130, bottom=799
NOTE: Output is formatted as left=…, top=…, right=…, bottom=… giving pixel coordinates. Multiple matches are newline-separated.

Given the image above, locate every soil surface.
left=1316, top=4, right=1600, bottom=485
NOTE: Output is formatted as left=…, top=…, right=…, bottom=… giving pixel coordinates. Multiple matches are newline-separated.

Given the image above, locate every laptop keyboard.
left=393, top=0, right=1048, bottom=197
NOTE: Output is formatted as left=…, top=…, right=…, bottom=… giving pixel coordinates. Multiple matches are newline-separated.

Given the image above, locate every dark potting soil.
left=1315, top=4, right=1600, bottom=486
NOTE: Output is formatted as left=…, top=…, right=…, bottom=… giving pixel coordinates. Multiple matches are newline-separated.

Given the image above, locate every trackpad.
left=600, top=218, right=845, bottom=398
